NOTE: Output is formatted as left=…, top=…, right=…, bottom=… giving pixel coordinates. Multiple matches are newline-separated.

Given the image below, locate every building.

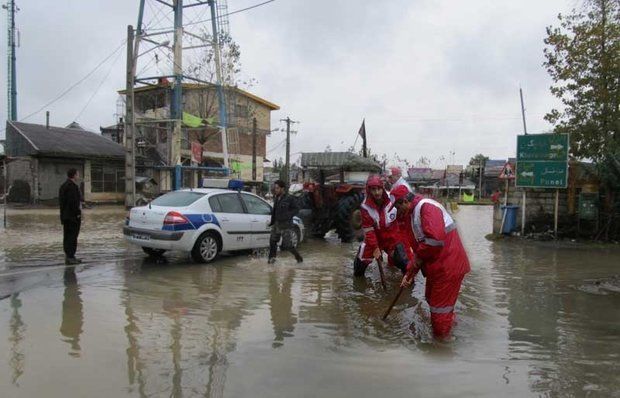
left=484, top=158, right=515, bottom=195
left=121, top=82, right=279, bottom=189
left=5, top=121, right=125, bottom=203
left=100, top=122, right=124, bottom=144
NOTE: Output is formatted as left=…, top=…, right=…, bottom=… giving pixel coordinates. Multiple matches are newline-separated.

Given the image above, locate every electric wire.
left=19, top=40, right=127, bottom=123
left=74, top=46, right=125, bottom=122
left=267, top=138, right=286, bottom=153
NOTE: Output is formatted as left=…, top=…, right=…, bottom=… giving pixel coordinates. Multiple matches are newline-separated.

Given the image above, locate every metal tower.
left=125, top=0, right=236, bottom=204
left=3, top=0, right=18, bottom=121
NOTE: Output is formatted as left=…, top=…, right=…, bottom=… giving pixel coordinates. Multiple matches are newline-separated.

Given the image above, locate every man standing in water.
left=268, top=180, right=303, bottom=264
left=59, top=168, right=83, bottom=265
left=392, top=185, right=470, bottom=341
left=355, top=175, right=412, bottom=276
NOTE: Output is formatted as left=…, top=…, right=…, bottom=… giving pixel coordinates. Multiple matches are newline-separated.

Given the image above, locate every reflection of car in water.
left=123, top=188, right=305, bottom=263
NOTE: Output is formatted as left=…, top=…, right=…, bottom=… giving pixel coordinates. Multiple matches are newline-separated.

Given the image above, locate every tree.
left=543, top=0, right=620, bottom=162
left=185, top=32, right=258, bottom=148
left=416, top=156, right=431, bottom=168
left=468, top=154, right=489, bottom=180
left=468, top=154, right=489, bottom=166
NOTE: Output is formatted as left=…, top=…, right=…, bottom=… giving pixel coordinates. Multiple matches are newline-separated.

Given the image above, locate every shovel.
left=382, top=286, right=404, bottom=321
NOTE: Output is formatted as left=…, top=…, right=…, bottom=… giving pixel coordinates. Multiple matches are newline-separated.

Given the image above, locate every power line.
left=147, top=0, right=276, bottom=32
left=267, top=138, right=286, bottom=153
left=19, top=40, right=127, bottom=123
left=74, top=46, right=125, bottom=122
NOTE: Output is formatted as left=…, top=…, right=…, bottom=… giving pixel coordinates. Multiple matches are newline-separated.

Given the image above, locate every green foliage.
left=543, top=0, right=620, bottom=162
left=468, top=154, right=489, bottom=166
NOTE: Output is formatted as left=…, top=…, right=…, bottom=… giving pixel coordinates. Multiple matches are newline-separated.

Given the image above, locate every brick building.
left=122, top=83, right=279, bottom=187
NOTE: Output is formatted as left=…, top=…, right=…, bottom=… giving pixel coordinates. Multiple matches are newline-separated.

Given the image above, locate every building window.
left=235, top=104, right=248, bottom=118
left=91, top=162, right=125, bottom=193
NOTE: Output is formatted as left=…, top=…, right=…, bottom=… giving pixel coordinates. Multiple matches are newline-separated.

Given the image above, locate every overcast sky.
left=0, top=0, right=577, bottom=167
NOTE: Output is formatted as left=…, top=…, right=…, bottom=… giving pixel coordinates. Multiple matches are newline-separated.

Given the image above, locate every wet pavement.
left=0, top=205, right=619, bottom=397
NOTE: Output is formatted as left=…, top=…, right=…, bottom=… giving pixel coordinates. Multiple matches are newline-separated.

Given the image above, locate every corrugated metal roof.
left=300, top=152, right=381, bottom=171
left=408, top=167, right=433, bottom=179
left=8, top=121, right=125, bottom=159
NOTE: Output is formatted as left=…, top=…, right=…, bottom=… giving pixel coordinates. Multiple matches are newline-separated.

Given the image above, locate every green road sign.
left=517, top=133, right=569, bottom=161
left=516, top=161, right=568, bottom=188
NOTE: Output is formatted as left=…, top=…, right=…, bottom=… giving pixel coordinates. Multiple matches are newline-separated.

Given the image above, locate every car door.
left=208, top=193, right=251, bottom=250
left=240, top=193, right=273, bottom=248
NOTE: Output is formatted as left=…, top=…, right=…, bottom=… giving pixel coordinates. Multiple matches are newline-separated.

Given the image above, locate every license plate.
left=132, top=233, right=150, bottom=241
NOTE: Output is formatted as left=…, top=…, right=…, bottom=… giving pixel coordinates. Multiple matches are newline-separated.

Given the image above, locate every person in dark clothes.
left=59, top=168, right=83, bottom=265
left=268, top=180, right=303, bottom=264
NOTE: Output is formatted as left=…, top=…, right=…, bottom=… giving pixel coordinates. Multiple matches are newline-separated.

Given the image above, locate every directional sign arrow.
left=550, top=144, right=564, bottom=151
left=520, top=171, right=534, bottom=178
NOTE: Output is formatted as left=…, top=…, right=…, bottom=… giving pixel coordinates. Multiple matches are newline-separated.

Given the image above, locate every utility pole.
left=520, top=87, right=528, bottom=235
left=251, top=117, right=257, bottom=181
left=478, top=159, right=483, bottom=201
left=171, top=0, right=183, bottom=185
left=520, top=87, right=528, bottom=135
left=3, top=0, right=18, bottom=120
left=208, top=0, right=229, bottom=172
left=279, top=117, right=298, bottom=185
left=124, top=25, right=136, bottom=208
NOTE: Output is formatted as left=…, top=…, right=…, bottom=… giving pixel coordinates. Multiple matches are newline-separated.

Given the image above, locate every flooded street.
left=1, top=205, right=619, bottom=397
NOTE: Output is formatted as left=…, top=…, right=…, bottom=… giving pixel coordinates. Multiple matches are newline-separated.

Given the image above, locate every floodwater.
left=0, top=205, right=619, bottom=397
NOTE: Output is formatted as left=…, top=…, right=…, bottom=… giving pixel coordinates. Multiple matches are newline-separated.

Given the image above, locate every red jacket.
left=360, top=189, right=400, bottom=256
left=401, top=195, right=470, bottom=279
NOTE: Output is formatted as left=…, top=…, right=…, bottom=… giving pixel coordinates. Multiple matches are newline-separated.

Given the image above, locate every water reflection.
left=491, top=240, right=620, bottom=396
left=268, top=269, right=297, bottom=348
left=9, top=293, right=25, bottom=386
left=119, top=259, right=266, bottom=398
left=60, top=267, right=83, bottom=357
left=1, top=206, right=620, bottom=397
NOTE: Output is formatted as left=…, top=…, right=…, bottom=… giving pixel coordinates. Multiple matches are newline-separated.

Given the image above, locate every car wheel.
left=142, top=247, right=166, bottom=257
left=191, top=231, right=221, bottom=263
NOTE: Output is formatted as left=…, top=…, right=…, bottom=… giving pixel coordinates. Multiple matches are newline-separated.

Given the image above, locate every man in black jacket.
left=59, top=168, right=83, bottom=265
left=268, top=180, right=303, bottom=264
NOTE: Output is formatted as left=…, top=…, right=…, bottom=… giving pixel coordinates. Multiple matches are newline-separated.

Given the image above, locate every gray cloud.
left=1, top=0, right=572, bottom=167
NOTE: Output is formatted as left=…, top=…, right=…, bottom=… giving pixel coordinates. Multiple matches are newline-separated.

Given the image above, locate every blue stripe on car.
left=162, top=213, right=220, bottom=231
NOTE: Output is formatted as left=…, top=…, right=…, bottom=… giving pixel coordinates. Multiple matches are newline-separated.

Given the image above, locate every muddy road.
left=1, top=205, right=619, bottom=397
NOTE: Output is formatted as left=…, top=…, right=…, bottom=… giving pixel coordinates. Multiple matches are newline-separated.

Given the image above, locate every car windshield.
left=150, top=191, right=205, bottom=207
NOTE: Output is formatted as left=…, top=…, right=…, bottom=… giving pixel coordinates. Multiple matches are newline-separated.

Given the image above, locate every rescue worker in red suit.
left=354, top=175, right=414, bottom=277
left=391, top=185, right=471, bottom=341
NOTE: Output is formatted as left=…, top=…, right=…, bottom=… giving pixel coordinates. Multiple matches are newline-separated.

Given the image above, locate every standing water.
left=0, top=205, right=619, bottom=397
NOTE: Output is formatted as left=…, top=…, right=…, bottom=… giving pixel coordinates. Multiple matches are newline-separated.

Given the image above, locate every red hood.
left=390, top=185, right=410, bottom=201
left=364, top=187, right=390, bottom=210
left=411, top=194, right=425, bottom=207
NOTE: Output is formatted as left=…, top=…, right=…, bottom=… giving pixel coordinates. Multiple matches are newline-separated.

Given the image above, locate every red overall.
left=394, top=188, right=470, bottom=339
left=357, top=177, right=411, bottom=271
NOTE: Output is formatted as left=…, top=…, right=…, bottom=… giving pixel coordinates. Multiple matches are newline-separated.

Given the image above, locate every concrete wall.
left=7, top=158, right=35, bottom=202
left=7, top=157, right=124, bottom=204
left=37, top=159, right=84, bottom=202
left=493, top=187, right=570, bottom=234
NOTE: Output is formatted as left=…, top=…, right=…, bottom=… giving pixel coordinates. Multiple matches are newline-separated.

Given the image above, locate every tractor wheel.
left=335, top=192, right=364, bottom=243
left=311, top=217, right=332, bottom=239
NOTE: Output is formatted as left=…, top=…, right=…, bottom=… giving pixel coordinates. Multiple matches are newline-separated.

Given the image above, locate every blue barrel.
left=501, top=205, right=519, bottom=234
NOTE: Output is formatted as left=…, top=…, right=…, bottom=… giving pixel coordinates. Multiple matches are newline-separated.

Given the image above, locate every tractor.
left=295, top=152, right=382, bottom=243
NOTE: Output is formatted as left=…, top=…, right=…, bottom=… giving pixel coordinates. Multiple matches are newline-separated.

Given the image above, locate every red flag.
left=358, top=119, right=366, bottom=139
